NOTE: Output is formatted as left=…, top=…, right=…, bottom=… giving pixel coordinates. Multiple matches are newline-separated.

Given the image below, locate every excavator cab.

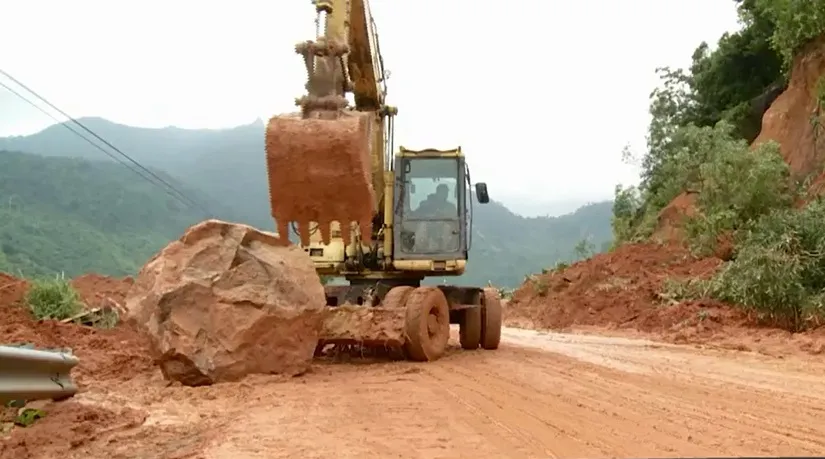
left=393, top=147, right=489, bottom=262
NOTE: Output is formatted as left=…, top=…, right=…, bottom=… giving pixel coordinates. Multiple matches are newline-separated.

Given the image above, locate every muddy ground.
left=2, top=253, right=825, bottom=458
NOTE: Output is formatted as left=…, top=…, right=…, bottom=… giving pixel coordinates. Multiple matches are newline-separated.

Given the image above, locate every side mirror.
left=475, top=182, right=489, bottom=204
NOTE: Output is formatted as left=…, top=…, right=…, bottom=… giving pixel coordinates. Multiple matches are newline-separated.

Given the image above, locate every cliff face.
left=654, top=35, right=825, bottom=238
left=753, top=36, right=825, bottom=179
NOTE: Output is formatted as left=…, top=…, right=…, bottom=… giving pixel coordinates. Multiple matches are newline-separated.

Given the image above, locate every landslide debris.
left=505, top=242, right=731, bottom=333
left=0, top=272, right=153, bottom=385
left=124, top=219, right=326, bottom=386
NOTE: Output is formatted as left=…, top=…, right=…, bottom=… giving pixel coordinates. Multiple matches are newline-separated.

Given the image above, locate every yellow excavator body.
left=264, top=0, right=501, bottom=360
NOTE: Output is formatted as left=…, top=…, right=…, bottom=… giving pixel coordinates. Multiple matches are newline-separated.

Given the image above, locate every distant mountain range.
left=0, top=118, right=614, bottom=287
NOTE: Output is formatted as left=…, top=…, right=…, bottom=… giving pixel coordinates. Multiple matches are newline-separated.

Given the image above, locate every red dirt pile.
left=652, top=191, right=698, bottom=242
left=0, top=272, right=153, bottom=386
left=125, top=219, right=326, bottom=386
left=505, top=242, right=740, bottom=333
left=71, top=274, right=134, bottom=309
left=505, top=242, right=825, bottom=353
left=265, top=112, right=376, bottom=246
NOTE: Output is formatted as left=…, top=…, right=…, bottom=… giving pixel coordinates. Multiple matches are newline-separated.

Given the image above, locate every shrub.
left=754, top=0, right=825, bottom=66
left=707, top=198, right=825, bottom=330
left=684, top=129, right=794, bottom=255
left=25, top=274, right=83, bottom=320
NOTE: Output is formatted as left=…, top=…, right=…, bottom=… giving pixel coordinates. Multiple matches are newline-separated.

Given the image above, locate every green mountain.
left=0, top=151, right=208, bottom=277
left=0, top=119, right=614, bottom=286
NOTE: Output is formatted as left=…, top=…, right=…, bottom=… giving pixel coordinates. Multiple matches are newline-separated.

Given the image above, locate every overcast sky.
left=0, top=0, right=740, bottom=215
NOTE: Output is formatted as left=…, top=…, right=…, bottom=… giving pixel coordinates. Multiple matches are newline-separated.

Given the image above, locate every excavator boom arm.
left=321, top=0, right=391, bottom=205
left=264, top=0, right=393, bottom=247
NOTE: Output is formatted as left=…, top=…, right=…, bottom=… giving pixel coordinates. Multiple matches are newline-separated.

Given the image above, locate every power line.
left=0, top=80, right=160, bottom=187
left=0, top=69, right=213, bottom=217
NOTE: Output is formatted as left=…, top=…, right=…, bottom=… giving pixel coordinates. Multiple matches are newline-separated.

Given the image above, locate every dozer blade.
left=264, top=111, right=376, bottom=246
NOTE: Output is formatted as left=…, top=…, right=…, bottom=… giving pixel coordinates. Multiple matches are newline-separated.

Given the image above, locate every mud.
left=0, top=401, right=145, bottom=459
left=5, top=265, right=825, bottom=457
left=0, top=273, right=26, bottom=309
left=321, top=305, right=407, bottom=346
left=70, top=274, right=133, bottom=309
left=264, top=112, right=376, bottom=246
left=5, top=327, right=824, bottom=458
left=652, top=191, right=698, bottom=241
left=506, top=242, right=724, bottom=330
left=0, top=273, right=153, bottom=385
left=504, top=242, right=825, bottom=355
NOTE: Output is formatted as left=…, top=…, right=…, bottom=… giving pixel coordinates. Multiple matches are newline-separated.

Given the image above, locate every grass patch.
left=25, top=274, right=83, bottom=320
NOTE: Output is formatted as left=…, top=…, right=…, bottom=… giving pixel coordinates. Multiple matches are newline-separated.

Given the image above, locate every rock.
left=124, top=219, right=325, bottom=386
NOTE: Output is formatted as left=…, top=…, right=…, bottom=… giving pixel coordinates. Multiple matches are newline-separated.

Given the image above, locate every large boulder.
left=124, top=219, right=325, bottom=386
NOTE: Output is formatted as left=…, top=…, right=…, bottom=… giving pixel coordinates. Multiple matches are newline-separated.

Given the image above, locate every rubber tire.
left=404, top=287, right=450, bottom=361
left=381, top=286, right=415, bottom=309
left=459, top=306, right=482, bottom=350
left=480, top=288, right=502, bottom=350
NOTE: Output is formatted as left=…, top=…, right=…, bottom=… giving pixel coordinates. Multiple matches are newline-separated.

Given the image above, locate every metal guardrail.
left=0, top=345, right=79, bottom=404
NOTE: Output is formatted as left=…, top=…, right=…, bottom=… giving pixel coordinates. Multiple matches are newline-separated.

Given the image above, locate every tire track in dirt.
left=29, top=327, right=825, bottom=458
left=200, top=329, right=825, bottom=458
left=427, top=344, right=825, bottom=457
left=419, top=329, right=825, bottom=457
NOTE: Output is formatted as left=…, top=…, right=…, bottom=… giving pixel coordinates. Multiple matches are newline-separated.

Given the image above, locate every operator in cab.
left=413, top=184, right=459, bottom=252
left=418, top=184, right=457, bottom=218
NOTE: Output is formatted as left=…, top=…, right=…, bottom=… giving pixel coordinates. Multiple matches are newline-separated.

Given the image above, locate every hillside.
left=0, top=123, right=613, bottom=286
left=0, top=151, right=211, bottom=277
left=0, top=118, right=272, bottom=229
left=508, top=0, right=825, bottom=337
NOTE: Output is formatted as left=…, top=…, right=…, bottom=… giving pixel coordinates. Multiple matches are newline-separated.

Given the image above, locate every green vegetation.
left=0, top=128, right=613, bottom=288
left=24, top=275, right=84, bottom=320
left=0, top=151, right=207, bottom=278
left=22, top=274, right=120, bottom=328
left=450, top=201, right=613, bottom=287
left=613, top=0, right=825, bottom=330
left=14, top=408, right=45, bottom=427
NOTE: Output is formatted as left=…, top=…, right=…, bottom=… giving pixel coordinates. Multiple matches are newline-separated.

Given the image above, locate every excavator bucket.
left=264, top=111, right=376, bottom=247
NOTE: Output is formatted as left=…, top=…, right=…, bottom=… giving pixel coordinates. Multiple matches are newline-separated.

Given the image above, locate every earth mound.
left=505, top=242, right=733, bottom=333
left=124, top=219, right=326, bottom=386
left=71, top=274, right=134, bottom=309
left=0, top=272, right=154, bottom=385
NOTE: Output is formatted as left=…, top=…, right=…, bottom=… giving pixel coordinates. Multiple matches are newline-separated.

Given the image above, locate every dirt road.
left=14, top=327, right=825, bottom=459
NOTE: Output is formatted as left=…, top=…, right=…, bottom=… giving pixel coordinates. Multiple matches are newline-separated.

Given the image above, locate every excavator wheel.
left=459, top=306, right=482, bottom=350
left=403, top=287, right=450, bottom=361
left=381, top=285, right=415, bottom=309
left=480, top=288, right=502, bottom=350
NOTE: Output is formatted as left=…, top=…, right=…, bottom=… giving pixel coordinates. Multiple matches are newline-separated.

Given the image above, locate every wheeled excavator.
left=264, top=0, right=501, bottom=361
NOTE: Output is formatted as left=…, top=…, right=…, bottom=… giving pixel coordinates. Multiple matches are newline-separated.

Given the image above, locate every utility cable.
left=0, top=69, right=213, bottom=217
left=0, top=79, right=164, bottom=191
